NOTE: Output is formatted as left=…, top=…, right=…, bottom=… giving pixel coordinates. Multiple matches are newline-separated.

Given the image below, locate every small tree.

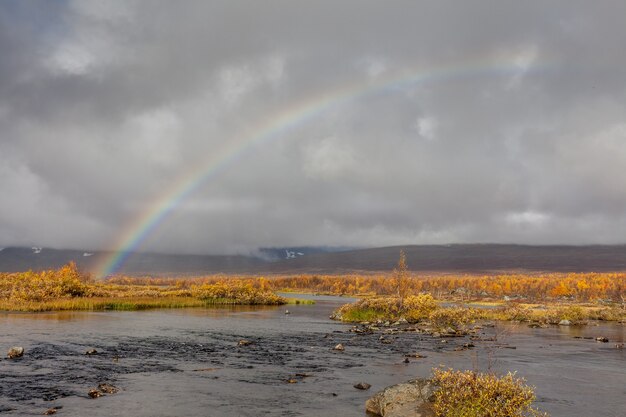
left=393, top=250, right=411, bottom=303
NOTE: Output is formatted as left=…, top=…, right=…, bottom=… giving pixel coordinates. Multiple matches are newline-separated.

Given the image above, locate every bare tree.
left=393, top=250, right=411, bottom=303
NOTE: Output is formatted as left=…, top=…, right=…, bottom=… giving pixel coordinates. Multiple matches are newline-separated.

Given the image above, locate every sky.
left=1, top=0, right=626, bottom=255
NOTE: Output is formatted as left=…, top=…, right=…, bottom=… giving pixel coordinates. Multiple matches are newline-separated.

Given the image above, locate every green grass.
left=285, top=298, right=316, bottom=305
left=0, top=295, right=308, bottom=312
left=340, top=307, right=386, bottom=322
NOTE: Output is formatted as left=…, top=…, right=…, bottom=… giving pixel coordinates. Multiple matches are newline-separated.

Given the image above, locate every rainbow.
left=94, top=58, right=547, bottom=278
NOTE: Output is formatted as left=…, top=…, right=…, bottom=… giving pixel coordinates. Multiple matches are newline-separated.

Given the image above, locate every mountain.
left=1, top=244, right=625, bottom=275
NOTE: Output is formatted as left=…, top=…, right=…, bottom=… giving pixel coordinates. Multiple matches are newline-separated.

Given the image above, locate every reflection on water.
left=0, top=295, right=624, bottom=417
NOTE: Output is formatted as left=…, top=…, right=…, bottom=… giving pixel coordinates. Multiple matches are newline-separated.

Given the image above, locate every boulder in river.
left=333, top=343, right=345, bottom=351
left=7, top=346, right=24, bottom=359
left=88, top=389, right=102, bottom=399
left=365, top=378, right=435, bottom=417
left=354, top=382, right=371, bottom=390
left=596, top=337, right=609, bottom=343
left=238, top=339, right=253, bottom=347
left=97, top=383, right=119, bottom=394
left=85, top=349, right=98, bottom=355
left=404, top=353, right=427, bottom=359
left=558, top=319, right=571, bottom=326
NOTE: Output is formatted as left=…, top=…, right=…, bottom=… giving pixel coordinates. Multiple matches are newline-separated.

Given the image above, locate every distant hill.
left=1, top=244, right=625, bottom=275
left=255, top=244, right=626, bottom=274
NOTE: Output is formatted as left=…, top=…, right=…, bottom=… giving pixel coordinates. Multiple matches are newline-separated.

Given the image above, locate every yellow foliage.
left=432, top=368, right=547, bottom=417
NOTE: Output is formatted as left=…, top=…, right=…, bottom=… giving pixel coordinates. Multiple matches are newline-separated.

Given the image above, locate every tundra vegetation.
left=431, top=368, right=547, bottom=417
left=0, top=263, right=288, bottom=311
left=330, top=253, right=625, bottom=326
left=0, top=262, right=624, bottom=321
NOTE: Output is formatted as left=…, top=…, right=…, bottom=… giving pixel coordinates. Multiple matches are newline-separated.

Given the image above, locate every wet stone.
left=97, top=383, right=119, bottom=394
left=88, top=389, right=102, bottom=399
left=7, top=346, right=24, bottom=359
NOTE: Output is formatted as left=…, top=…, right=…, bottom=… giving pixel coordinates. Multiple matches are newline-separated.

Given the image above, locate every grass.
left=284, top=298, right=316, bottom=305
left=333, top=295, right=626, bottom=327
left=0, top=297, right=211, bottom=312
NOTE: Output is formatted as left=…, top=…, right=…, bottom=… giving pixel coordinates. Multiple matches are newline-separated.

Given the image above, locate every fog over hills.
left=2, top=244, right=625, bottom=276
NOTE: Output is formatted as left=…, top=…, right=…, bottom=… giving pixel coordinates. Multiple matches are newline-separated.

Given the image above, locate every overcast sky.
left=1, top=1, right=626, bottom=254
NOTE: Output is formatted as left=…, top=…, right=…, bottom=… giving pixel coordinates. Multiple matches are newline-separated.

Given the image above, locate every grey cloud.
left=1, top=0, right=626, bottom=254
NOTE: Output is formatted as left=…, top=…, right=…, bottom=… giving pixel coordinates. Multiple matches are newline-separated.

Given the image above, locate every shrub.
left=432, top=368, right=547, bottom=417
left=334, top=297, right=404, bottom=322
left=403, top=293, right=438, bottom=322
left=190, top=281, right=285, bottom=305
left=428, top=307, right=481, bottom=329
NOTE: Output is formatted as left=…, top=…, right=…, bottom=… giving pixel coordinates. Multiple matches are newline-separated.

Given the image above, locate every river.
left=1, top=295, right=624, bottom=416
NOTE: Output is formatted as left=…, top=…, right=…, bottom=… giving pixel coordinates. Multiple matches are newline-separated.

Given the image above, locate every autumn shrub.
left=334, top=297, right=404, bottom=322
left=495, top=305, right=534, bottom=322
left=431, top=368, right=547, bottom=417
left=591, top=307, right=626, bottom=322
left=546, top=305, right=587, bottom=323
left=0, top=264, right=287, bottom=310
left=191, top=281, right=286, bottom=305
left=403, top=293, right=438, bottom=321
left=0, top=262, right=90, bottom=301
left=428, top=307, right=481, bottom=329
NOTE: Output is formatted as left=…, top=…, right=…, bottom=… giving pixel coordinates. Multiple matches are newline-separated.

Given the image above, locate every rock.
left=238, top=339, right=253, bottom=347
left=558, top=319, right=571, bottom=326
left=7, top=346, right=24, bottom=359
left=285, top=310, right=290, bottom=315
left=596, top=337, right=609, bottom=343
left=354, top=382, right=371, bottom=390
left=398, top=318, right=408, bottom=325
left=404, top=353, right=427, bottom=359
left=43, top=409, right=57, bottom=415
left=365, top=379, right=436, bottom=417
left=286, top=378, right=298, bottom=384
left=97, top=383, right=119, bottom=394
left=88, top=389, right=102, bottom=399
left=403, top=358, right=410, bottom=364
left=333, top=343, right=345, bottom=351
left=85, top=349, right=98, bottom=355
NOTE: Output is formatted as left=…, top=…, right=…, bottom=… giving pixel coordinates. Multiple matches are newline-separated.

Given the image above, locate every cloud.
left=302, top=137, right=357, bottom=180
left=1, top=1, right=626, bottom=254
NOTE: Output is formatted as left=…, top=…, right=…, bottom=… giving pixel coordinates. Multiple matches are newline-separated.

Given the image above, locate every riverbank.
left=0, top=264, right=304, bottom=312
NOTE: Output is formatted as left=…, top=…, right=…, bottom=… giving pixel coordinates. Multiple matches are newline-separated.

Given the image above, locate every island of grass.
left=0, top=263, right=311, bottom=312
left=330, top=294, right=626, bottom=333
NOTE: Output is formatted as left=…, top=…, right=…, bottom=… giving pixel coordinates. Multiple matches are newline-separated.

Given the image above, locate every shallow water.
left=1, top=297, right=624, bottom=416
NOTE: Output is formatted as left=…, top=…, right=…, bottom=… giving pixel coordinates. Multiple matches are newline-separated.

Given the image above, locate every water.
left=1, top=296, right=624, bottom=416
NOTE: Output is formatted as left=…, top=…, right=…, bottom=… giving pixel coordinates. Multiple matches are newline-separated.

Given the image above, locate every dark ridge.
left=256, top=244, right=626, bottom=274
left=1, top=244, right=625, bottom=275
